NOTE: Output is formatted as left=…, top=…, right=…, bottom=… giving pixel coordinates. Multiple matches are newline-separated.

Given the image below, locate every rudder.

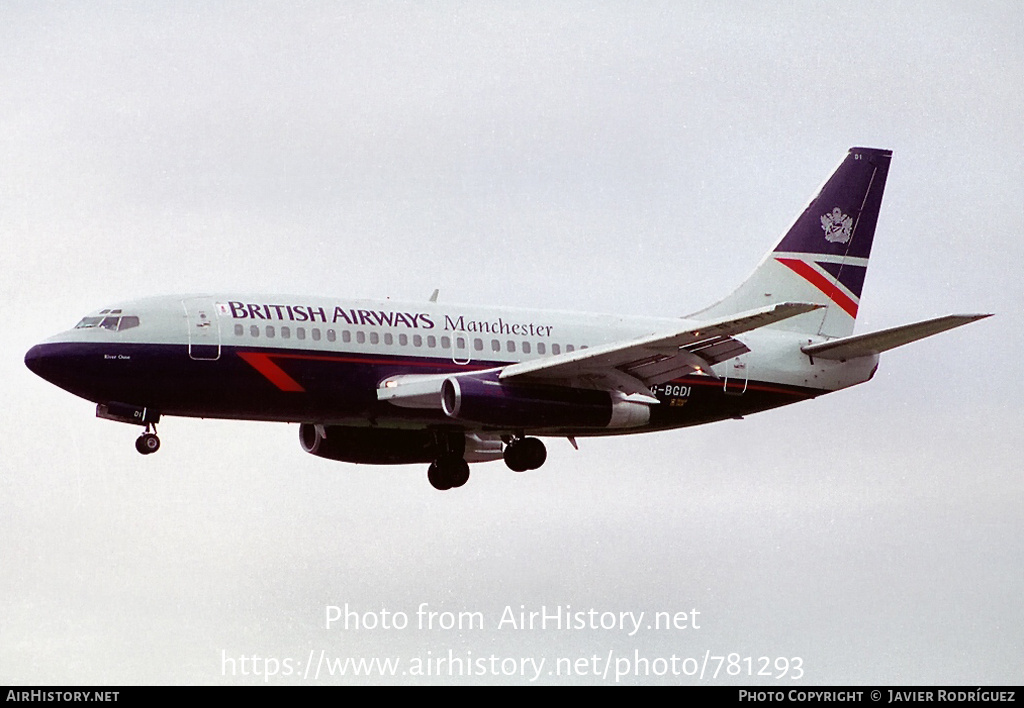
left=692, top=147, right=892, bottom=338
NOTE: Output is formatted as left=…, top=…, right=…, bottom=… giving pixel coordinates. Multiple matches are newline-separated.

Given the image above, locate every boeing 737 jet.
left=25, top=148, right=989, bottom=489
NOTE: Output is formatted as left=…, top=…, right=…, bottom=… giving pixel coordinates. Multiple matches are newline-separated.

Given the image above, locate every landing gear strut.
left=503, top=436, right=546, bottom=472
left=135, top=424, right=160, bottom=455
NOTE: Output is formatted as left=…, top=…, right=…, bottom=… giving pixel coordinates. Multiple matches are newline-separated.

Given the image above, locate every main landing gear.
left=424, top=433, right=547, bottom=491
left=426, top=431, right=471, bottom=491
left=427, top=456, right=471, bottom=491
left=502, top=436, right=547, bottom=472
left=135, top=424, right=160, bottom=455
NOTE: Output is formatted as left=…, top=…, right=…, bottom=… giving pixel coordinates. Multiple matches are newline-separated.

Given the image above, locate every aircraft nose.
left=25, top=340, right=104, bottom=401
left=26, top=339, right=140, bottom=405
left=25, top=341, right=94, bottom=388
left=25, top=343, right=63, bottom=383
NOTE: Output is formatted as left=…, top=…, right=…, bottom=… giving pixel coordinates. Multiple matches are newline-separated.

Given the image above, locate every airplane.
left=24, top=147, right=990, bottom=490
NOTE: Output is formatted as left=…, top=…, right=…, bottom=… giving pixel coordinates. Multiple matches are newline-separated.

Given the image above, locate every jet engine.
left=299, top=424, right=504, bottom=465
left=440, top=373, right=650, bottom=429
left=299, top=424, right=436, bottom=464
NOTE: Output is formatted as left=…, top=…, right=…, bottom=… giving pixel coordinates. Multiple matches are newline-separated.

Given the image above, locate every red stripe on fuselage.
left=237, top=352, right=307, bottom=392
left=775, top=257, right=859, bottom=318
left=237, top=350, right=493, bottom=392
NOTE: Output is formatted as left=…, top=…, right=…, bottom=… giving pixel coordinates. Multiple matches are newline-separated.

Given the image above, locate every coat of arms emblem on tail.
left=821, top=207, right=853, bottom=243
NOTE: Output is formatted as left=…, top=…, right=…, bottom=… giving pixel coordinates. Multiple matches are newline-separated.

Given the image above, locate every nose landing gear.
left=135, top=424, right=160, bottom=455
left=95, top=403, right=162, bottom=456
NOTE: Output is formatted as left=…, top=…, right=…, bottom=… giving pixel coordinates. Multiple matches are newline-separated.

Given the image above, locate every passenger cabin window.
left=537, top=342, right=546, bottom=355
left=327, top=330, right=337, bottom=343
left=234, top=324, right=244, bottom=336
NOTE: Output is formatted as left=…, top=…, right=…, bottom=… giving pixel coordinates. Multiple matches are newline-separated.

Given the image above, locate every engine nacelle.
left=299, top=424, right=436, bottom=465
left=441, top=373, right=650, bottom=429
left=298, top=424, right=504, bottom=465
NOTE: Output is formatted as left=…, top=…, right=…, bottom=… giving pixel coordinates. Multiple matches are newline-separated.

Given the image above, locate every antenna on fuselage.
left=429, top=289, right=439, bottom=303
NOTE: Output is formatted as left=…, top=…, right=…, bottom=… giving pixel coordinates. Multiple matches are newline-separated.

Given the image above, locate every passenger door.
left=723, top=355, right=748, bottom=395
left=183, top=297, right=222, bottom=361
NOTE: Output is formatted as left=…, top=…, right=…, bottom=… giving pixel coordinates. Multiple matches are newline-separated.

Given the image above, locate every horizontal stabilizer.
left=801, top=314, right=992, bottom=361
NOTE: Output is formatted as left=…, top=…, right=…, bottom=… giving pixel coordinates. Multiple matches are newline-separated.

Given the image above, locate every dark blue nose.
left=26, top=340, right=146, bottom=405
left=25, top=343, right=58, bottom=381
left=25, top=342, right=90, bottom=395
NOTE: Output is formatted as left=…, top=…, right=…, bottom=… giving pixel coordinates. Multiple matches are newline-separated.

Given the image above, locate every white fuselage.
left=31, top=294, right=879, bottom=434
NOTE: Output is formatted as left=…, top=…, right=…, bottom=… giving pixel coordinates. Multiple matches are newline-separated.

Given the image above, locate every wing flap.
left=501, top=301, right=823, bottom=392
left=801, top=314, right=991, bottom=361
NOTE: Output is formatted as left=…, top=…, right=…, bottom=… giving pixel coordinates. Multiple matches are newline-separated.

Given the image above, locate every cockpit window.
left=75, top=314, right=140, bottom=331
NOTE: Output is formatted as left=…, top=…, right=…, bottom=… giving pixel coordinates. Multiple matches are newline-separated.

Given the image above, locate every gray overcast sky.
left=2, top=2, right=1021, bottom=685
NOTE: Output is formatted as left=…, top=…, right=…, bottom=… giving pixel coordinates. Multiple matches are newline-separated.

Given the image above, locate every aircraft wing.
left=378, top=301, right=822, bottom=406
left=801, top=314, right=992, bottom=361
left=499, top=302, right=823, bottom=397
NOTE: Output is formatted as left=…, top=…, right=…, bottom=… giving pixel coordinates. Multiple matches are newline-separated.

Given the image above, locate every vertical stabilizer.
left=692, top=147, right=892, bottom=338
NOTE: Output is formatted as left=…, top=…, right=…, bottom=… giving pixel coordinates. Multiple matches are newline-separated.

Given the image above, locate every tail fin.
left=691, top=147, right=892, bottom=338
